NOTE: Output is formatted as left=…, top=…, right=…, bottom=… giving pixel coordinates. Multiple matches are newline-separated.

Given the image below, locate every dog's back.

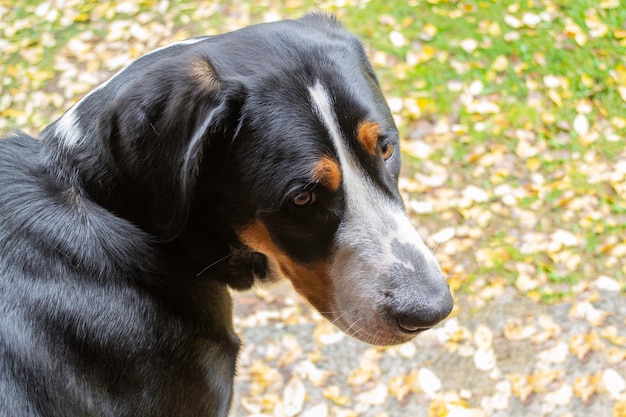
left=0, top=134, right=239, bottom=416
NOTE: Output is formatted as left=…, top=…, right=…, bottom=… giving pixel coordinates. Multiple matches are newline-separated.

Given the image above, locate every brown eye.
left=381, top=143, right=394, bottom=160
left=292, top=190, right=316, bottom=206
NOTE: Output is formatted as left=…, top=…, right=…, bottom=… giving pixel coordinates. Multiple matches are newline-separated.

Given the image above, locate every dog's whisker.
left=345, top=317, right=363, bottom=334
left=330, top=311, right=350, bottom=326
left=196, top=253, right=235, bottom=277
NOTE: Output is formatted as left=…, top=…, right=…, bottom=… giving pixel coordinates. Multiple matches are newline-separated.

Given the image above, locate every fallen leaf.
left=570, top=332, right=604, bottom=361
left=388, top=375, right=411, bottom=402
left=603, top=369, right=626, bottom=399
left=322, top=386, right=351, bottom=406
left=418, top=368, right=442, bottom=398
left=573, top=113, right=590, bottom=136
left=283, top=377, right=306, bottom=417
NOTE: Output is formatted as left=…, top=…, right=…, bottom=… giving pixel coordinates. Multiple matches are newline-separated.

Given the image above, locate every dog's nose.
left=388, top=270, right=454, bottom=334
left=395, top=294, right=453, bottom=333
left=386, top=239, right=454, bottom=333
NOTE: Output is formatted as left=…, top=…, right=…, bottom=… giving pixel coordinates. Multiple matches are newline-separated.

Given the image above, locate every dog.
left=0, top=13, right=453, bottom=417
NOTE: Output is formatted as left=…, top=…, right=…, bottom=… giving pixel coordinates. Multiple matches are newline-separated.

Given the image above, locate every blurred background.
left=1, top=1, right=625, bottom=416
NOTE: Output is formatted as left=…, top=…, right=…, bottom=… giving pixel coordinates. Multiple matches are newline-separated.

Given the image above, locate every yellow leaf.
left=600, top=0, right=620, bottom=8
left=528, top=370, right=563, bottom=393
left=507, top=373, right=534, bottom=402
left=74, top=12, right=90, bottom=22
left=85, top=60, right=100, bottom=73
left=602, top=326, right=626, bottom=346
left=526, top=157, right=541, bottom=172
left=1, top=109, right=25, bottom=118
left=573, top=375, right=597, bottom=402
left=533, top=51, right=546, bottom=66
left=423, top=22, right=438, bottom=38
left=388, top=375, right=410, bottom=402
left=491, top=55, right=508, bottom=72
left=322, top=386, right=351, bottom=406
left=569, top=301, right=612, bottom=326
left=569, top=332, right=604, bottom=361
left=548, top=89, right=563, bottom=107
left=614, top=397, right=626, bottom=417
left=585, top=10, right=609, bottom=38
left=611, top=117, right=626, bottom=130
left=488, top=21, right=501, bottom=36
left=427, top=399, right=449, bottom=417
left=401, top=16, right=414, bottom=28
left=565, top=19, right=588, bottom=46
left=347, top=359, right=380, bottom=387
left=428, top=396, right=471, bottom=417
left=581, top=73, right=595, bottom=88
left=618, top=86, right=626, bottom=103
left=541, top=112, right=556, bottom=124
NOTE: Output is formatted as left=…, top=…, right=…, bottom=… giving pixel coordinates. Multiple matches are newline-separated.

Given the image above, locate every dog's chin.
left=324, top=311, right=418, bottom=347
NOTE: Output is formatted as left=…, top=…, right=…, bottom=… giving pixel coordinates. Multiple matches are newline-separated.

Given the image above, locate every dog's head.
left=48, top=14, right=453, bottom=345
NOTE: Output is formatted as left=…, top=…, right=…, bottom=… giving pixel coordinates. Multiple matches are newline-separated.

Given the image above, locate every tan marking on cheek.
left=238, top=221, right=333, bottom=313
left=313, top=157, right=342, bottom=192
left=357, top=121, right=380, bottom=156
left=189, top=57, right=220, bottom=91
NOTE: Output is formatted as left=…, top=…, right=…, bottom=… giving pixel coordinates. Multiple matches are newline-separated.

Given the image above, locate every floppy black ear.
left=99, top=54, right=243, bottom=241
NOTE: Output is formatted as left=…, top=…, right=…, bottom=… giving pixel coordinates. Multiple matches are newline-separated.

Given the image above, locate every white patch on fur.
left=54, top=109, right=83, bottom=148
left=308, top=81, right=443, bottom=343
left=57, top=37, right=209, bottom=149
left=308, top=81, right=434, bottom=266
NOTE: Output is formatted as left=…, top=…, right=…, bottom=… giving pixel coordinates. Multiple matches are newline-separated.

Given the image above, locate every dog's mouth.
left=318, top=286, right=453, bottom=346
left=325, top=311, right=419, bottom=346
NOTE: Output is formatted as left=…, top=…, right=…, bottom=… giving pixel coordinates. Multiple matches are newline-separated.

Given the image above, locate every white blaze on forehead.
left=307, top=81, right=433, bottom=261
left=56, top=36, right=209, bottom=149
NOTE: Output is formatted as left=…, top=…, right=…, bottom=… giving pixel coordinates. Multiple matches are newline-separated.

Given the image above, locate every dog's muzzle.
left=328, top=210, right=454, bottom=346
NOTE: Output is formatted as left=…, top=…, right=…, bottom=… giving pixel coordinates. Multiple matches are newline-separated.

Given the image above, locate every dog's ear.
left=99, top=54, right=243, bottom=241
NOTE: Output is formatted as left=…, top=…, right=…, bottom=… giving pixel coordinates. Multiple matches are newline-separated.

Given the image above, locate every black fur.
left=0, top=13, right=453, bottom=416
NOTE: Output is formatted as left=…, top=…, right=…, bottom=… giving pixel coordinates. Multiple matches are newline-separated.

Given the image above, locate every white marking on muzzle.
left=308, top=81, right=435, bottom=268
left=308, top=81, right=444, bottom=342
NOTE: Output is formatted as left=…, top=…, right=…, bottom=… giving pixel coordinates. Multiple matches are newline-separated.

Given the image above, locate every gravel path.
left=231, top=282, right=626, bottom=416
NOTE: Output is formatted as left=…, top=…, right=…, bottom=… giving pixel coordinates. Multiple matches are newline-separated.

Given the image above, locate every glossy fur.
left=0, top=14, right=453, bottom=417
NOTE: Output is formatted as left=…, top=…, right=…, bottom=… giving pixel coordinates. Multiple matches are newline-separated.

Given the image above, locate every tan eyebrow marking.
left=313, top=156, right=342, bottom=191
left=357, top=121, right=380, bottom=156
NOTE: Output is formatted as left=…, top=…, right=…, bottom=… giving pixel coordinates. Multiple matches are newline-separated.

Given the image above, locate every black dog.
left=0, top=14, right=453, bottom=417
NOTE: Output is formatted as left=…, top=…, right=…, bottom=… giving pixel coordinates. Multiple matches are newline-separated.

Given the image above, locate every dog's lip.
left=329, top=311, right=418, bottom=346
left=397, top=319, right=428, bottom=334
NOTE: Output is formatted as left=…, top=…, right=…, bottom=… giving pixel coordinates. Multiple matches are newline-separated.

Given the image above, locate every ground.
left=231, top=281, right=626, bottom=417
left=1, top=1, right=625, bottom=416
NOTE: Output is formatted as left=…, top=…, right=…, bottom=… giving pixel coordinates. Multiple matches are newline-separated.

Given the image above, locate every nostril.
left=394, top=298, right=454, bottom=334
left=397, top=318, right=426, bottom=333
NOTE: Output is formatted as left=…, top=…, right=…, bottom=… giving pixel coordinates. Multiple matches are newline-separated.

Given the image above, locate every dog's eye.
left=381, top=143, right=394, bottom=160
left=292, top=190, right=316, bottom=206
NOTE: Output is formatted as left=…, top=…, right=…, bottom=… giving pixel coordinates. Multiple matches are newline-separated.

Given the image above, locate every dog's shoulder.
left=0, top=132, right=153, bottom=280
